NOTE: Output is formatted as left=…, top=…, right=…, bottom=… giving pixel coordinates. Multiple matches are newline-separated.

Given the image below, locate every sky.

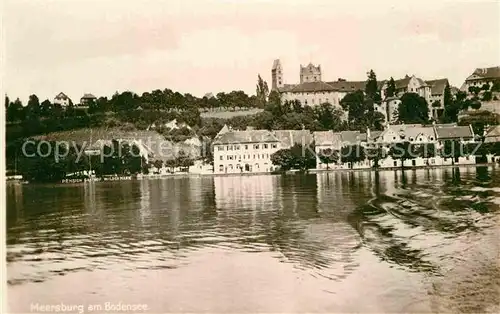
left=3, top=0, right=500, bottom=104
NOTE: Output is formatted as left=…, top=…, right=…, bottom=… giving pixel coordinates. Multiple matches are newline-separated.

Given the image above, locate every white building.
left=213, top=128, right=281, bottom=174
left=461, top=66, right=500, bottom=93
left=271, top=59, right=374, bottom=113
left=53, top=92, right=71, bottom=107
left=380, top=75, right=451, bottom=120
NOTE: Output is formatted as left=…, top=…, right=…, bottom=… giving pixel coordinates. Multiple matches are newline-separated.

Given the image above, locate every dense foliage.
left=270, top=144, right=316, bottom=171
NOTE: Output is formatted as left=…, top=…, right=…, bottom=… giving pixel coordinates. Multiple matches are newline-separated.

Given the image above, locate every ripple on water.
left=6, top=169, right=500, bottom=313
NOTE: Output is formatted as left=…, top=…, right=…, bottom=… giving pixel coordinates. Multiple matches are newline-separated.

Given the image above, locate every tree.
left=491, top=80, right=500, bottom=92
left=315, top=102, right=344, bottom=130
left=385, top=77, right=396, bottom=98
left=318, top=148, right=339, bottom=169
left=459, top=111, right=499, bottom=135
left=340, top=90, right=383, bottom=131
left=366, top=146, right=385, bottom=168
left=389, top=141, right=413, bottom=169
left=468, top=86, right=481, bottom=96
left=271, top=148, right=295, bottom=171
left=482, top=91, right=492, bottom=102
left=40, top=99, right=53, bottom=117
left=266, top=90, right=283, bottom=116
left=365, top=69, right=380, bottom=103
left=470, top=99, right=482, bottom=110
left=6, top=98, right=24, bottom=122
left=26, top=94, right=41, bottom=120
left=256, top=74, right=269, bottom=108
left=17, top=140, right=87, bottom=182
left=271, top=144, right=316, bottom=171
left=153, top=159, right=163, bottom=169
left=442, top=140, right=465, bottom=165
left=398, top=93, right=429, bottom=124
left=340, top=145, right=366, bottom=166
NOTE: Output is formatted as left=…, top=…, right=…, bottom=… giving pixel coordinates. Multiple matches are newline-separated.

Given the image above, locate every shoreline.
left=7, top=162, right=498, bottom=186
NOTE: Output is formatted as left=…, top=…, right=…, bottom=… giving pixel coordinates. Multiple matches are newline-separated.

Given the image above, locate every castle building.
left=271, top=59, right=366, bottom=111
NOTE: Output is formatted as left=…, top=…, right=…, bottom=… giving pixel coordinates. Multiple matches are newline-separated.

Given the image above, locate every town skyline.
left=3, top=0, right=500, bottom=103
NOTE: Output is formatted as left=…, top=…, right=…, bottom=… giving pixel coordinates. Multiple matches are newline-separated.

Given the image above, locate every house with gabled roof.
left=53, top=92, right=72, bottom=107
left=212, top=128, right=281, bottom=174
left=426, top=78, right=450, bottom=119
left=80, top=93, right=97, bottom=106
left=462, top=66, right=500, bottom=93
left=272, top=129, right=313, bottom=149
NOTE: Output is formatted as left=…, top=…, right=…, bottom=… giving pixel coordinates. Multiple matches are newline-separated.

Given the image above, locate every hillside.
left=32, top=127, right=201, bottom=161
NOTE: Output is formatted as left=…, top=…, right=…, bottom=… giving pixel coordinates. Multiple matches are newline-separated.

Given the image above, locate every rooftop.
left=434, top=125, right=474, bottom=139
left=466, top=66, right=500, bottom=81
left=313, top=131, right=343, bottom=147
left=272, top=130, right=313, bottom=148
left=290, top=81, right=337, bottom=93
left=213, top=130, right=279, bottom=145
left=426, top=78, right=449, bottom=95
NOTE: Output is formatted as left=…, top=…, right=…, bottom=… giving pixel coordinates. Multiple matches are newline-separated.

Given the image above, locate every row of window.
left=390, top=136, right=435, bottom=141
left=218, top=163, right=268, bottom=171
left=217, top=143, right=277, bottom=151
left=220, top=154, right=270, bottom=161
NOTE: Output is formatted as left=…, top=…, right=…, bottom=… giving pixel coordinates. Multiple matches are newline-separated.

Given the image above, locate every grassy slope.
left=200, top=108, right=263, bottom=119
left=32, top=127, right=194, bottom=160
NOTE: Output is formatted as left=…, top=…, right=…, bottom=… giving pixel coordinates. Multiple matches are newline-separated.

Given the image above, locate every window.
left=219, top=165, right=224, bottom=172
left=254, top=144, right=260, bottom=149
left=235, top=145, right=240, bottom=150
left=245, top=145, right=248, bottom=150
left=394, top=161, right=397, bottom=167
left=227, top=145, right=232, bottom=150
left=326, top=98, right=329, bottom=103
left=218, top=146, right=224, bottom=151
left=305, top=100, right=308, bottom=105
left=431, top=159, right=435, bottom=164
left=228, top=164, right=233, bottom=170
left=263, top=144, right=268, bottom=149
left=220, top=156, right=223, bottom=160
left=271, top=144, right=277, bottom=149
left=314, top=76, right=317, bottom=81
left=279, top=81, right=281, bottom=85
left=312, top=98, right=315, bottom=104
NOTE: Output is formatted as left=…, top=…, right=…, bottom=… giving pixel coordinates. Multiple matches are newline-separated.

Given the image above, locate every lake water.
left=6, top=167, right=500, bottom=313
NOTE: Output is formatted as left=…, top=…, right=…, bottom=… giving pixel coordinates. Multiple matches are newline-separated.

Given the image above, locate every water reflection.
left=6, top=166, right=500, bottom=313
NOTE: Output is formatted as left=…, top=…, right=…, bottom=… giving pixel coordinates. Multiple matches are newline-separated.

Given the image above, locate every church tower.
left=271, top=59, right=284, bottom=90
left=300, top=63, right=322, bottom=83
